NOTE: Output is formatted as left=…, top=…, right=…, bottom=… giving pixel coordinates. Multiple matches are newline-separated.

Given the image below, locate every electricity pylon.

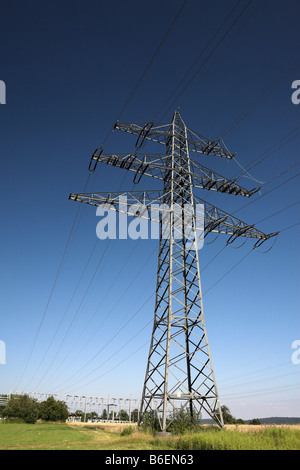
left=69, top=110, right=277, bottom=431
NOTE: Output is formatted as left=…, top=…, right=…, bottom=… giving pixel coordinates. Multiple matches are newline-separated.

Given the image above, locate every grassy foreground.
left=0, top=422, right=299, bottom=450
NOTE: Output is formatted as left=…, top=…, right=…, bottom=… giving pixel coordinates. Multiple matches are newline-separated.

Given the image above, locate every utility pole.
left=69, top=110, right=277, bottom=432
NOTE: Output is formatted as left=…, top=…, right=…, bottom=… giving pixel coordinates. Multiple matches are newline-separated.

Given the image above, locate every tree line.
left=0, top=395, right=261, bottom=427
left=0, top=394, right=68, bottom=424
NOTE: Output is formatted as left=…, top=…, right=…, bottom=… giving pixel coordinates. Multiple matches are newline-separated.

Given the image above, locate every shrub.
left=168, top=409, right=203, bottom=435
left=121, top=426, right=134, bottom=436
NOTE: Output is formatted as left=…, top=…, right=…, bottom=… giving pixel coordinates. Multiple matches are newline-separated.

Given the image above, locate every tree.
left=2, top=394, right=39, bottom=424
left=118, top=409, right=129, bottom=422
left=219, top=405, right=245, bottom=425
left=39, top=396, right=68, bottom=422
left=249, top=418, right=261, bottom=425
left=131, top=408, right=139, bottom=423
left=86, top=411, right=98, bottom=421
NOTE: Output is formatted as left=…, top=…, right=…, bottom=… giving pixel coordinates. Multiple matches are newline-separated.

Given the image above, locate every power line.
left=14, top=1, right=189, bottom=390
left=38, top=163, right=298, bottom=393
left=37, top=244, right=157, bottom=390
left=218, top=57, right=300, bottom=141
left=29, top=240, right=113, bottom=391
left=232, top=171, right=300, bottom=215
left=154, top=0, right=243, bottom=120
left=50, top=290, right=155, bottom=392
left=233, top=125, right=300, bottom=182
left=100, top=0, right=189, bottom=148
left=14, top=173, right=92, bottom=390
left=203, top=247, right=254, bottom=296
left=56, top=242, right=260, bottom=394
left=158, top=0, right=254, bottom=120
left=254, top=201, right=300, bottom=225
left=279, top=221, right=300, bottom=233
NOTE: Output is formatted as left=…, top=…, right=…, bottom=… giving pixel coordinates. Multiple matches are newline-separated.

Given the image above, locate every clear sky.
left=0, top=0, right=299, bottom=421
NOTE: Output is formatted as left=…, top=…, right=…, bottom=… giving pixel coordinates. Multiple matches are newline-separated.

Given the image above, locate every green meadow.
left=0, top=422, right=300, bottom=450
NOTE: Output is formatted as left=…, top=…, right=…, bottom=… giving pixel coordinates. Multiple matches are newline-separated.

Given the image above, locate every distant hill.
left=202, top=417, right=300, bottom=425
left=246, top=417, right=300, bottom=425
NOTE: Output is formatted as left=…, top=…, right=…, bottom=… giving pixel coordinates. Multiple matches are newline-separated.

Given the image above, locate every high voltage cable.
left=280, top=221, right=300, bottom=233
left=46, top=169, right=300, bottom=391
left=34, top=211, right=300, bottom=395
left=14, top=173, right=92, bottom=390
left=15, top=2, right=296, bottom=400
left=45, top=157, right=300, bottom=392
left=220, top=371, right=298, bottom=391
left=41, top=241, right=233, bottom=391
left=218, top=57, right=300, bottom=141
left=232, top=171, right=300, bottom=215
left=158, top=0, right=254, bottom=121
left=233, top=125, right=300, bottom=182
left=50, top=241, right=258, bottom=393
left=50, top=290, right=156, bottom=392
left=36, top=244, right=157, bottom=390
left=14, top=1, right=189, bottom=391
left=254, top=201, right=300, bottom=225
left=221, top=382, right=299, bottom=400
left=28, top=0, right=285, bottom=391
left=219, top=360, right=292, bottom=385
left=203, top=247, right=254, bottom=297
left=28, top=240, right=113, bottom=391
left=153, top=0, right=243, bottom=120
left=23, top=238, right=101, bottom=389
left=100, top=0, right=189, bottom=148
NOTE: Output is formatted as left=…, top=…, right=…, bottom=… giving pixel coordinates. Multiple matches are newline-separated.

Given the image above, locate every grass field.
left=0, top=421, right=299, bottom=450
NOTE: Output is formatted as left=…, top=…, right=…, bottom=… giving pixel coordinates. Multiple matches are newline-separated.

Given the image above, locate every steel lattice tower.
left=69, top=110, right=276, bottom=432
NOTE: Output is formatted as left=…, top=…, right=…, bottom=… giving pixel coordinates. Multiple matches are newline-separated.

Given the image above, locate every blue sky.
left=0, top=0, right=299, bottom=420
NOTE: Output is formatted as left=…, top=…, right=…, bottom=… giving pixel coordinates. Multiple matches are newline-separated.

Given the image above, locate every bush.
left=139, top=408, right=203, bottom=435
left=121, top=426, right=134, bottom=436
left=168, top=409, right=203, bottom=435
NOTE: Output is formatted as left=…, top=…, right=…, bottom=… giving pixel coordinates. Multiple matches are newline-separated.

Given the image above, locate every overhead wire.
left=17, top=0, right=189, bottom=390
left=233, top=125, right=300, bottom=183
left=54, top=146, right=300, bottom=391
left=158, top=0, right=254, bottom=121
left=99, top=0, right=190, bottom=149
left=59, top=134, right=300, bottom=392
left=50, top=289, right=156, bottom=392
left=232, top=171, right=300, bottom=216
left=153, top=0, right=243, bottom=121
left=38, top=243, right=157, bottom=390
left=218, top=57, right=300, bottom=141
left=28, top=240, right=112, bottom=391
left=37, top=190, right=300, bottom=395
left=54, top=236, right=264, bottom=394
left=14, top=172, right=92, bottom=390
left=17, top=0, right=299, bottom=399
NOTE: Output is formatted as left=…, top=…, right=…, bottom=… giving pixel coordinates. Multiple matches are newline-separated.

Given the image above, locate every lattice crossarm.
left=114, top=117, right=234, bottom=159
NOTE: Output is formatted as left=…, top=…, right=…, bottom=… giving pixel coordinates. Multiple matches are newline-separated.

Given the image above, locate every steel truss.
left=69, top=110, right=277, bottom=431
